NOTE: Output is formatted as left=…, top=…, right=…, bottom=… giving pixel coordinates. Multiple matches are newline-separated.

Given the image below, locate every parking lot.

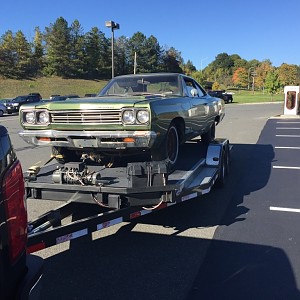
left=3, top=102, right=300, bottom=299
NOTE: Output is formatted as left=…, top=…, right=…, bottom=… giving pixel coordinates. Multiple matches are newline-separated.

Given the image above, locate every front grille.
left=50, top=110, right=122, bottom=124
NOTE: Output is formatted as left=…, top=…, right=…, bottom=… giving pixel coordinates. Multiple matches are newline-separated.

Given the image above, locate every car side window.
left=193, top=81, right=206, bottom=97
left=182, top=77, right=205, bottom=97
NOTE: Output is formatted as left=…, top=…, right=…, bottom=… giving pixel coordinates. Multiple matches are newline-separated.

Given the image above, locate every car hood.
left=28, top=96, right=156, bottom=111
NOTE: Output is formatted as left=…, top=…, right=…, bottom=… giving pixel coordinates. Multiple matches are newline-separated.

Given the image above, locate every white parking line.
left=276, top=135, right=300, bottom=137
left=277, top=121, right=300, bottom=123
left=270, top=206, right=300, bottom=213
left=276, top=128, right=300, bottom=130
left=273, top=166, right=300, bottom=170
left=275, top=146, right=300, bottom=149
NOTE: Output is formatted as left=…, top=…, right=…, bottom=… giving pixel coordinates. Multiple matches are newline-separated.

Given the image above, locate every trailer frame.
left=26, top=138, right=230, bottom=253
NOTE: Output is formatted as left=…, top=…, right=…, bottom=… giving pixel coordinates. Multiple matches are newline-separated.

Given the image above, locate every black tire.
left=0, top=110, right=3, bottom=117
left=151, top=123, right=179, bottom=168
left=216, top=149, right=226, bottom=188
left=201, top=121, right=216, bottom=144
left=52, top=147, right=81, bottom=164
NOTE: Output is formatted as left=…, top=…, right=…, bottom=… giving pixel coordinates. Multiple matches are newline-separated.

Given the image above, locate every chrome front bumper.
left=19, top=130, right=157, bottom=149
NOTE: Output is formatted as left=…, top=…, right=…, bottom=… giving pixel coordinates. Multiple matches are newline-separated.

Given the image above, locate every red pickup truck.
left=0, top=125, right=43, bottom=299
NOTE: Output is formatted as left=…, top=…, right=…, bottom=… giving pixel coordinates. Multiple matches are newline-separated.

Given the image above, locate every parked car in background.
left=0, top=125, right=43, bottom=299
left=6, top=95, right=41, bottom=114
left=0, top=103, right=7, bottom=116
left=29, top=92, right=42, bottom=100
left=0, top=98, right=13, bottom=106
left=50, top=94, right=61, bottom=99
left=19, top=73, right=225, bottom=168
left=208, top=90, right=233, bottom=103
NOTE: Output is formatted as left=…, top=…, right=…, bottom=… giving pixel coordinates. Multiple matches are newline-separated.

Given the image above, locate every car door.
left=181, top=76, right=211, bottom=135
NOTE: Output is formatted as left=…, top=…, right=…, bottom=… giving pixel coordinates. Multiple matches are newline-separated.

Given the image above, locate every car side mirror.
left=190, top=88, right=198, bottom=97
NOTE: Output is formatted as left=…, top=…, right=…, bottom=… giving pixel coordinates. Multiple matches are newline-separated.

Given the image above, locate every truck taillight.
left=3, top=160, right=27, bottom=263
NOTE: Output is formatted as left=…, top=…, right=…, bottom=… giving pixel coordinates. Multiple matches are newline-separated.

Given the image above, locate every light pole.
left=105, top=20, right=120, bottom=78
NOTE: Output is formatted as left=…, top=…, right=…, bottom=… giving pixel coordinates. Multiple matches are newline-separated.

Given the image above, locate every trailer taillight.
left=3, top=160, right=27, bottom=263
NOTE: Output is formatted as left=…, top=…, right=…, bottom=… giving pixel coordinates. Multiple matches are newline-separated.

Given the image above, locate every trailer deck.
left=26, top=138, right=230, bottom=253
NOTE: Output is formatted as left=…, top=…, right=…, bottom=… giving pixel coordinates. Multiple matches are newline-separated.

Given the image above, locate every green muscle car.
left=19, top=73, right=225, bottom=167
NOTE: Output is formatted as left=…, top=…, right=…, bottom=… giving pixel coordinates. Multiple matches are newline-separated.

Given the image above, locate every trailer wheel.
left=52, top=147, right=81, bottom=164
left=151, top=123, right=179, bottom=169
left=224, top=142, right=230, bottom=176
left=216, top=149, right=226, bottom=188
left=201, top=122, right=216, bottom=144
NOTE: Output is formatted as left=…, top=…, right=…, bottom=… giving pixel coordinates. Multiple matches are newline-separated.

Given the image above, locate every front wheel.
left=151, top=124, right=179, bottom=168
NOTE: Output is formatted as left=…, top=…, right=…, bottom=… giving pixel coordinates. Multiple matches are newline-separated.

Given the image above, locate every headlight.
left=122, top=110, right=135, bottom=124
left=38, top=111, right=49, bottom=124
left=13, top=103, right=19, bottom=107
left=25, top=111, right=35, bottom=124
left=136, top=110, right=149, bottom=124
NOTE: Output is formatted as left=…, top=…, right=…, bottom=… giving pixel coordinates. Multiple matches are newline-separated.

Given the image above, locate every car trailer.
left=25, top=138, right=230, bottom=253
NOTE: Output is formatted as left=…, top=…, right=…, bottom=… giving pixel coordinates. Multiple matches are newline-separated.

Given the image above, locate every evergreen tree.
left=84, top=27, right=110, bottom=78
left=44, top=17, right=72, bottom=77
left=115, top=36, right=131, bottom=75
left=127, top=32, right=148, bottom=73
left=161, top=47, right=183, bottom=73
left=69, top=20, right=85, bottom=78
left=32, top=27, right=44, bottom=77
left=0, top=31, right=17, bottom=78
left=14, top=30, right=32, bottom=78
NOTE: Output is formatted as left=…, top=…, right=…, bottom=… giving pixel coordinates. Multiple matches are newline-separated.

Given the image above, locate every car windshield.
left=99, top=75, right=181, bottom=97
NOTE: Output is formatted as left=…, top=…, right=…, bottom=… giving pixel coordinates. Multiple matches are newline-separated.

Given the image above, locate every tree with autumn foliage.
left=232, top=67, right=248, bottom=88
left=278, top=63, right=298, bottom=87
left=255, top=60, right=273, bottom=91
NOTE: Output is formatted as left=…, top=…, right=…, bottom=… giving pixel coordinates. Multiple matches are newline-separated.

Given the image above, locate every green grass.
left=229, top=90, right=284, bottom=104
left=0, top=77, right=284, bottom=104
left=0, top=77, right=108, bottom=99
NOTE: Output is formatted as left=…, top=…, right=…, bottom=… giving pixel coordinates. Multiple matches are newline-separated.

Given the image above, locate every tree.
left=84, top=27, right=110, bottom=78
left=265, top=69, right=280, bottom=100
left=44, top=17, right=72, bottom=77
left=278, top=63, right=298, bottom=87
left=127, top=32, right=148, bottom=73
left=115, top=36, right=131, bottom=75
left=182, top=60, right=196, bottom=76
left=162, top=46, right=183, bottom=73
left=0, top=31, right=17, bottom=78
left=31, top=27, right=44, bottom=77
left=69, top=20, right=85, bottom=78
left=255, top=60, right=273, bottom=92
left=14, top=31, right=33, bottom=78
left=232, top=67, right=248, bottom=88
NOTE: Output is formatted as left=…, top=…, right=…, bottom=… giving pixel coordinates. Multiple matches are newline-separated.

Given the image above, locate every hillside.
left=0, top=77, right=108, bottom=99
left=0, top=76, right=284, bottom=103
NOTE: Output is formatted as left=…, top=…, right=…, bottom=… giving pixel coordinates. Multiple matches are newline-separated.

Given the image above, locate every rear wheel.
left=201, top=122, right=216, bottom=144
left=0, top=110, right=3, bottom=117
left=52, top=147, right=81, bottom=164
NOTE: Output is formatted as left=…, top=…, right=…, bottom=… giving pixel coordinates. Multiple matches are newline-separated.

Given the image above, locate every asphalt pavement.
left=188, top=116, right=300, bottom=299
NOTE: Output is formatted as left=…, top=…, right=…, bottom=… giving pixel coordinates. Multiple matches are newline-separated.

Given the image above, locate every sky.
left=1, top=0, right=299, bottom=70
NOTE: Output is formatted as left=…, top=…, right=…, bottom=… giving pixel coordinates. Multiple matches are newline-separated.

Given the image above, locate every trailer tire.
left=216, top=149, right=226, bottom=188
